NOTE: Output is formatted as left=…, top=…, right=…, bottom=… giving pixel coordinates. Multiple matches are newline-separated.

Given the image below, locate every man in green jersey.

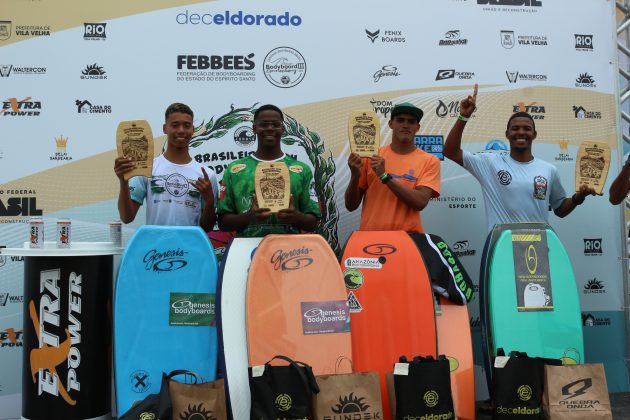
left=217, top=104, right=321, bottom=237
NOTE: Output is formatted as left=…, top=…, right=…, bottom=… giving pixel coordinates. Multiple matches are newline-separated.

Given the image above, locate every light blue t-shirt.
left=463, top=151, right=567, bottom=233
left=130, top=155, right=219, bottom=226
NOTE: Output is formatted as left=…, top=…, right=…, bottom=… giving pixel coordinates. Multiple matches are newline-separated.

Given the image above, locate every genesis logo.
left=271, top=248, right=313, bottom=271
left=143, top=248, right=188, bottom=272
left=562, top=378, right=592, bottom=399
left=373, top=65, right=399, bottom=83
left=497, top=169, right=512, bottom=185
left=362, top=244, right=397, bottom=255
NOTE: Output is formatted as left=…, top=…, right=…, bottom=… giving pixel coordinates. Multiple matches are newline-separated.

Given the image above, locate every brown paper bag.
left=543, top=363, right=612, bottom=419
left=169, top=376, right=227, bottom=420
left=313, top=371, right=383, bottom=419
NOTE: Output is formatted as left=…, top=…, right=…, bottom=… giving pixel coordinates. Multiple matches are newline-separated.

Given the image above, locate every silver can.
left=56, top=218, right=71, bottom=248
left=110, top=220, right=122, bottom=247
left=29, top=217, right=44, bottom=249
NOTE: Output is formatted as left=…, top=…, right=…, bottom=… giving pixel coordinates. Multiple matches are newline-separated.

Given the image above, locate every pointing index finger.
left=201, top=166, right=210, bottom=180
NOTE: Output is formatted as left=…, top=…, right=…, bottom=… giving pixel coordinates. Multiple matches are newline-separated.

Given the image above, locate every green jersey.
left=217, top=154, right=321, bottom=237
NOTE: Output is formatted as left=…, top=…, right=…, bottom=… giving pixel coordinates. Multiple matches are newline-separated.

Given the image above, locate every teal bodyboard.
left=114, top=226, right=218, bottom=416
left=486, top=223, right=584, bottom=363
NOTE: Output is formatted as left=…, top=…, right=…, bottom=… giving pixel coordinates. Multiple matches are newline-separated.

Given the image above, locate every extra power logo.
left=326, top=392, right=381, bottom=419
left=1, top=96, right=41, bottom=117
left=583, top=238, right=602, bottom=256
left=271, top=247, right=313, bottom=271
left=275, top=393, right=292, bottom=411
left=560, top=378, right=601, bottom=410
left=143, top=248, right=188, bottom=272
left=513, top=101, right=545, bottom=119
left=29, top=269, right=82, bottom=405
left=0, top=327, right=23, bottom=348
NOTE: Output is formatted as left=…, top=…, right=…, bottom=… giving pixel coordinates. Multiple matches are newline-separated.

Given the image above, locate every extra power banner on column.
left=22, top=256, right=112, bottom=420
left=512, top=230, right=553, bottom=312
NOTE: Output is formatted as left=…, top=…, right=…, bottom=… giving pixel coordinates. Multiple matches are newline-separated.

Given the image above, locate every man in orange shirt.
left=345, top=102, right=440, bottom=232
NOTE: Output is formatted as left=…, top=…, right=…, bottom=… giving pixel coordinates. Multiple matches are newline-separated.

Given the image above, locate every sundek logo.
left=176, top=10, right=302, bottom=26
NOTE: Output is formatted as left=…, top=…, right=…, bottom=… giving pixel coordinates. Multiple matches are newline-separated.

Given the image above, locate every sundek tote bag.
left=543, top=362, right=612, bottom=420
left=168, top=372, right=227, bottom=420
left=313, top=371, right=382, bottom=419
left=249, top=355, right=320, bottom=420
left=393, top=355, right=454, bottom=420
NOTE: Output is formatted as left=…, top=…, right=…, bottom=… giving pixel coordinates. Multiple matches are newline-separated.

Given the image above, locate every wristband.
left=571, top=193, right=585, bottom=206
left=378, top=172, right=388, bottom=181
left=457, top=114, right=470, bottom=122
left=380, top=173, right=392, bottom=184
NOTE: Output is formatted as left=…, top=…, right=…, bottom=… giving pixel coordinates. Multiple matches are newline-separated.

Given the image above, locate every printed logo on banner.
left=75, top=99, right=112, bottom=114
left=80, top=63, right=107, bottom=80
left=176, top=53, right=256, bottom=82
left=431, top=195, right=477, bottom=210
left=300, top=300, right=350, bottom=335
left=575, top=73, right=596, bottom=88
left=439, top=30, right=468, bottom=46
left=175, top=10, right=303, bottom=27
left=271, top=247, right=313, bottom=271
left=234, top=126, right=255, bottom=147
left=573, top=106, right=601, bottom=119
left=370, top=98, right=393, bottom=118
left=583, top=238, right=602, bottom=256
left=452, top=240, right=476, bottom=257
left=516, top=33, right=548, bottom=46
left=0, top=292, right=23, bottom=305
left=263, top=47, right=306, bottom=88
left=1, top=96, right=41, bottom=117
left=143, top=248, right=188, bottom=271
left=83, top=23, right=106, bottom=40
left=513, top=102, right=545, bottom=120
left=0, top=188, right=42, bottom=217
left=555, top=140, right=573, bottom=162
left=500, top=30, right=515, bottom=48
left=436, top=99, right=477, bottom=119
left=373, top=65, right=400, bottom=83
left=0, top=21, right=11, bottom=40
left=414, top=135, right=444, bottom=160
left=0, top=64, right=46, bottom=77
left=14, top=24, right=50, bottom=37
left=0, top=328, right=23, bottom=348
left=582, top=313, right=611, bottom=327
left=506, top=71, right=548, bottom=83
left=583, top=278, right=605, bottom=294
left=50, top=136, right=72, bottom=162
left=436, top=69, right=474, bottom=81
left=478, top=0, right=542, bottom=12
left=486, top=139, right=508, bottom=151
left=365, top=28, right=405, bottom=44
left=575, top=34, right=593, bottom=51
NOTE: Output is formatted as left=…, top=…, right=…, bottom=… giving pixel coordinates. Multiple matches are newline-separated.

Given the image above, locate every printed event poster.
left=511, top=229, right=553, bottom=312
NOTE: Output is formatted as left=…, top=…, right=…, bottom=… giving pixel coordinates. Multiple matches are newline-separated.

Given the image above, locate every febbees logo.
left=271, top=247, right=313, bottom=271
left=83, top=23, right=106, bottom=40
left=29, top=269, right=82, bottom=405
left=176, top=54, right=255, bottom=83
left=1, top=96, right=41, bottom=117
left=176, top=10, right=302, bottom=26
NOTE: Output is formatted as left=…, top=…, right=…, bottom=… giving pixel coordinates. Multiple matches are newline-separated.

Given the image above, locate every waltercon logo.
left=271, top=247, right=313, bottom=271
left=373, top=65, right=400, bottom=83
left=263, top=47, right=306, bottom=88
left=0, top=327, right=23, bottom=348
left=439, top=30, right=468, bottom=46
left=0, top=64, right=46, bottom=77
left=1, top=96, right=41, bottom=117
left=583, top=278, right=605, bottom=294
left=143, top=248, right=188, bottom=271
left=328, top=392, right=380, bottom=419
left=75, top=99, right=112, bottom=114
left=0, top=292, right=23, bottom=306
left=83, top=23, right=106, bottom=40
left=80, top=63, right=107, bottom=80
left=575, top=34, right=593, bottom=51
left=362, top=244, right=397, bottom=255
left=365, top=28, right=405, bottom=44
left=583, top=238, right=602, bottom=256
left=506, top=71, right=548, bottom=83
left=28, top=269, right=82, bottom=405
left=176, top=10, right=302, bottom=26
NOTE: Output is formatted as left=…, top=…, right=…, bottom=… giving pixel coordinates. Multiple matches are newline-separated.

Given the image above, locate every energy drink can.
left=110, top=220, right=122, bottom=247
left=29, top=217, right=44, bottom=248
left=57, top=218, right=71, bottom=248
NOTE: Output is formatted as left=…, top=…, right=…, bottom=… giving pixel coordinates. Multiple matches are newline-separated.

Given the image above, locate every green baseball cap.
left=391, top=102, right=424, bottom=122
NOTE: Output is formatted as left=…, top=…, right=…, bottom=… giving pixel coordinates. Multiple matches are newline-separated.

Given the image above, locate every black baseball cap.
left=391, top=102, right=424, bottom=123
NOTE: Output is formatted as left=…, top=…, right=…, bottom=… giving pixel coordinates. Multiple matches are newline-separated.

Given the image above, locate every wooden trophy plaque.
left=575, top=141, right=611, bottom=194
left=255, top=162, right=291, bottom=213
left=348, top=110, right=380, bottom=157
left=116, top=120, right=154, bottom=181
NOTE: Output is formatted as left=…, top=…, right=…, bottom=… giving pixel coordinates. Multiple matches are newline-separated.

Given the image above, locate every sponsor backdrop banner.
left=0, top=0, right=627, bottom=416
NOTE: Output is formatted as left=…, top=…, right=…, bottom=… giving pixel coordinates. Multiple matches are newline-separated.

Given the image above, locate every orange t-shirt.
left=358, top=145, right=440, bottom=233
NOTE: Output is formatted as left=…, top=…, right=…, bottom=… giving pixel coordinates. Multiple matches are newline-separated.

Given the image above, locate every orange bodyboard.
left=246, top=234, right=352, bottom=375
left=436, top=296, right=475, bottom=420
left=341, top=231, right=437, bottom=420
